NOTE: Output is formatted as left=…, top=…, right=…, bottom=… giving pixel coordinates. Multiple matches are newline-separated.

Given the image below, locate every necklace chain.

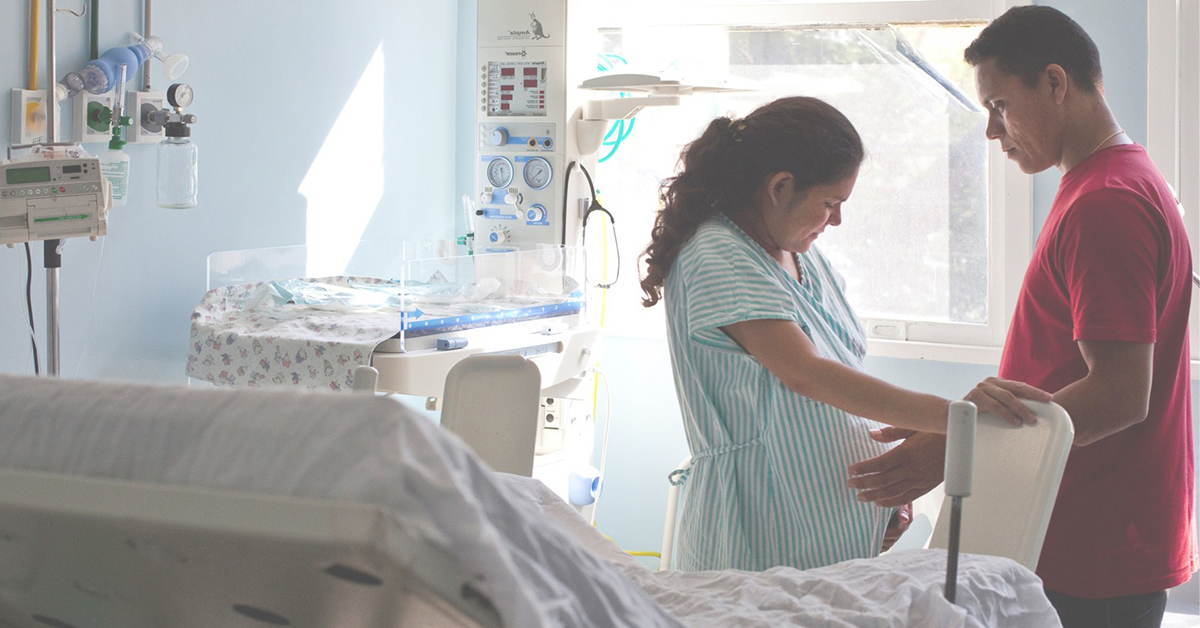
left=1089, top=128, right=1125, bottom=157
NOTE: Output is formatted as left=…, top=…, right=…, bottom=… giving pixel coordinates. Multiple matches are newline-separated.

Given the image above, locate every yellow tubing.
left=29, top=0, right=40, bottom=90
left=590, top=210, right=611, bottom=426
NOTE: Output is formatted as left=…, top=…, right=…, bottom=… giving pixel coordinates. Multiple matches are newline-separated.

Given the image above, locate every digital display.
left=62, top=165, right=81, bottom=173
left=5, top=166, right=51, bottom=185
left=487, top=61, right=547, bottom=117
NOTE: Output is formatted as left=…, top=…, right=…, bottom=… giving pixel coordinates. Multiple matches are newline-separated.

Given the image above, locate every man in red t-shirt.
left=848, top=7, right=1195, bottom=628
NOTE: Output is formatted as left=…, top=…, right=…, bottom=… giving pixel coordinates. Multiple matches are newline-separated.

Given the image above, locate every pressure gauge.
left=167, top=83, right=194, bottom=108
left=523, top=157, right=552, bottom=190
left=486, top=157, right=514, bottom=188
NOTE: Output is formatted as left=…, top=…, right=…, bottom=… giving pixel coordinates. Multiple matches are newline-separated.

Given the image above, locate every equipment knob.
left=526, top=204, right=547, bottom=222
left=504, top=191, right=522, bottom=205
left=490, top=128, right=509, bottom=146
left=489, top=226, right=511, bottom=244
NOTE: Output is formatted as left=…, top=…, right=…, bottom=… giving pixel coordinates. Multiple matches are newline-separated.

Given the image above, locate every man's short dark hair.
left=964, top=6, right=1102, bottom=94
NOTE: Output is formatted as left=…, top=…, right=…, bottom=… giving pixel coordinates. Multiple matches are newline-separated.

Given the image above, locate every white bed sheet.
left=498, top=474, right=1063, bottom=628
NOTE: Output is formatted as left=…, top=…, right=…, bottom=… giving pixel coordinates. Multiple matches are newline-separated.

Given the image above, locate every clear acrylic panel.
left=397, top=245, right=587, bottom=348
left=206, top=241, right=587, bottom=353
left=205, top=238, right=441, bottom=290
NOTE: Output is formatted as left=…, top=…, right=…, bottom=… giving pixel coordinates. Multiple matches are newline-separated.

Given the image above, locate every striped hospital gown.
left=664, top=214, right=896, bottom=572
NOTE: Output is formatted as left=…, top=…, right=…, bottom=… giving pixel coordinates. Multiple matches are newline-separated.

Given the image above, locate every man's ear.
left=1045, top=64, right=1069, bottom=105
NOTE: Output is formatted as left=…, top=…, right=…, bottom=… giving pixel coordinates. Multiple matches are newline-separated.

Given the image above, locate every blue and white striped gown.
left=664, top=213, right=896, bottom=572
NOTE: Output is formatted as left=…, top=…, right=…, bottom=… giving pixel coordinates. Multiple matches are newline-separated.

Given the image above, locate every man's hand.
left=881, top=502, right=913, bottom=553
left=964, top=377, right=1052, bottom=425
left=848, top=429, right=947, bottom=508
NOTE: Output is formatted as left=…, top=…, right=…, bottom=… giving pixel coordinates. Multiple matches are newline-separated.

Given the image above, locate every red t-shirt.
left=998, top=144, right=1196, bottom=598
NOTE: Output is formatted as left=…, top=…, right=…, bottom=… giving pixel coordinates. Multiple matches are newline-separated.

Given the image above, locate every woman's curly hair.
left=639, top=96, right=864, bottom=307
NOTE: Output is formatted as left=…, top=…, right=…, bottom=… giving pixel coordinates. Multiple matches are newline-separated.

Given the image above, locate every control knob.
left=526, top=204, right=547, bottom=223
left=490, top=128, right=509, bottom=146
left=489, top=226, right=511, bottom=244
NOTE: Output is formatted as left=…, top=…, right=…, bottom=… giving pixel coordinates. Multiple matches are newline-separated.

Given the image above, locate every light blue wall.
left=0, top=0, right=460, bottom=382
left=457, top=0, right=479, bottom=233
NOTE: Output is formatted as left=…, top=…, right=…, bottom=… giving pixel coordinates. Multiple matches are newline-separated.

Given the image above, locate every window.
left=590, top=1, right=1028, bottom=363
left=1184, top=0, right=1200, bottom=367
left=1180, top=0, right=1200, bottom=369
left=1148, top=0, right=1199, bottom=368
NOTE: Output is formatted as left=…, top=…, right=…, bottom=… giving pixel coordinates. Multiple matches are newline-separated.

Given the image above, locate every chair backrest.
left=440, top=355, right=542, bottom=476
left=929, top=400, right=1074, bottom=571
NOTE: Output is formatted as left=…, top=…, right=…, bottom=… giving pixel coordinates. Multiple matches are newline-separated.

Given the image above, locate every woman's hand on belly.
left=846, top=429, right=946, bottom=508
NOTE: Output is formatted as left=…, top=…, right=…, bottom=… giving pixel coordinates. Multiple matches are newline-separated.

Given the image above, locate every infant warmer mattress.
left=187, top=275, right=583, bottom=391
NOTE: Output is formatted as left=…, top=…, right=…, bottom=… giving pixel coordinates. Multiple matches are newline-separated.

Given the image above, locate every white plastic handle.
left=943, top=401, right=977, bottom=497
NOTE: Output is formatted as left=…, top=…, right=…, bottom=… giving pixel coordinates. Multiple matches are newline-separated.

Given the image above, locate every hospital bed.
left=0, top=375, right=1063, bottom=628
left=187, top=239, right=600, bottom=402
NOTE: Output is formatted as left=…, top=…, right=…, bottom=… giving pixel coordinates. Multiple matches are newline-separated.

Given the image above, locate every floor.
left=1164, top=612, right=1200, bottom=627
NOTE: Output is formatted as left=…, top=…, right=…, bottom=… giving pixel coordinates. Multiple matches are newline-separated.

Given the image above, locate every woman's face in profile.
left=763, top=170, right=858, bottom=254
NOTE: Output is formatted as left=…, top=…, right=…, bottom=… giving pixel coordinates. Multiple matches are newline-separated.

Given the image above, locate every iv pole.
left=44, top=0, right=62, bottom=376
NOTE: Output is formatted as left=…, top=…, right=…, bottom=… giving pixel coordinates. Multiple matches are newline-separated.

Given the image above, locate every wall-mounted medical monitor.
left=487, top=61, right=548, bottom=117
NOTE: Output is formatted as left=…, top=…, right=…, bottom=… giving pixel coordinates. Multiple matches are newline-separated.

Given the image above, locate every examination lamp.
left=574, top=73, right=755, bottom=156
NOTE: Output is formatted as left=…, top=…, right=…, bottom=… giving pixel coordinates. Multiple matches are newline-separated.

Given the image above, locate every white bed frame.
left=0, top=468, right=500, bottom=628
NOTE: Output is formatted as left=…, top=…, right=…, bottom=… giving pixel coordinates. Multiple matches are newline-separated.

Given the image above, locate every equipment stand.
left=943, top=401, right=977, bottom=605
left=43, top=239, right=62, bottom=376
left=944, top=496, right=963, bottom=603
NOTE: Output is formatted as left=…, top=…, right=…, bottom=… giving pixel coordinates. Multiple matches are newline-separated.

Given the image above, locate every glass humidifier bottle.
left=157, top=120, right=197, bottom=209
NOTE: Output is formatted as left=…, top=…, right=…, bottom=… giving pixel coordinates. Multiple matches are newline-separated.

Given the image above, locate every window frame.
left=1189, top=0, right=1200, bottom=375
left=595, top=0, right=1030, bottom=365
left=1148, top=0, right=1200, bottom=376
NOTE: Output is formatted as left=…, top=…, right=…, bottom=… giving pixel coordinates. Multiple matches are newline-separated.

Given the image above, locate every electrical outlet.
left=127, top=90, right=166, bottom=143
left=537, top=395, right=593, bottom=456
left=72, top=92, right=114, bottom=143
left=537, top=396, right=566, bottom=453
left=9, top=88, right=52, bottom=146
